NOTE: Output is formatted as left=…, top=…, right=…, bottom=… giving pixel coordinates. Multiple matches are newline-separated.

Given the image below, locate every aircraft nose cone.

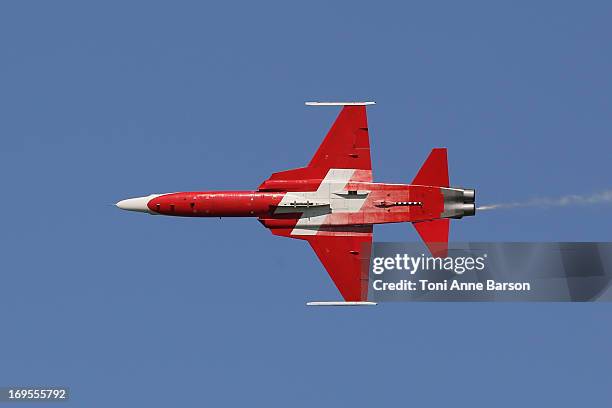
left=116, top=195, right=155, bottom=213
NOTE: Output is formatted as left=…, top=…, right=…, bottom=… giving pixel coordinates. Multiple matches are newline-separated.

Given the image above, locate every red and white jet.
left=117, top=102, right=475, bottom=304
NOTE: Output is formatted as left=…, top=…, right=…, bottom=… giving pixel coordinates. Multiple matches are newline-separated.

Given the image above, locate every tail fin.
left=411, top=148, right=449, bottom=187
left=412, top=148, right=450, bottom=257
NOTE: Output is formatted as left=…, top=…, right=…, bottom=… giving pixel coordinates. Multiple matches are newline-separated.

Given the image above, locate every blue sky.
left=1, top=1, right=611, bottom=406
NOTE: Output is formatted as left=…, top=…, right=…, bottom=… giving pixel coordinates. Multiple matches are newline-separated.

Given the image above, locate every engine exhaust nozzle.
left=442, top=187, right=477, bottom=219
left=462, top=188, right=475, bottom=204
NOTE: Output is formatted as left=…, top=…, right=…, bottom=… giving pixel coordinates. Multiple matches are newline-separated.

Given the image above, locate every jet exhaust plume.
left=477, top=190, right=612, bottom=211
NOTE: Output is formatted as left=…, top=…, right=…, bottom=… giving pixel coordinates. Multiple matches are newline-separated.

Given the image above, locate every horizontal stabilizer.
left=412, top=148, right=449, bottom=187
left=413, top=218, right=449, bottom=257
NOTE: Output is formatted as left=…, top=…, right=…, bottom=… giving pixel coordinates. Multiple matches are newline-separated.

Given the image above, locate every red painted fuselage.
left=147, top=183, right=447, bottom=225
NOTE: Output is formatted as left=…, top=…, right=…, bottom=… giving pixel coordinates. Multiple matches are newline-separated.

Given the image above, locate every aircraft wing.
left=305, top=228, right=373, bottom=301
left=307, top=104, right=372, bottom=173
left=258, top=103, right=375, bottom=301
left=258, top=104, right=373, bottom=191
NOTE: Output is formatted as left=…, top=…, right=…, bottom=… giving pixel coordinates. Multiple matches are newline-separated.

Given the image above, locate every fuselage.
left=117, top=180, right=475, bottom=233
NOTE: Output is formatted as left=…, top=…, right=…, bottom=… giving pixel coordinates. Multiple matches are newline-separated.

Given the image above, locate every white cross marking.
left=273, top=169, right=369, bottom=235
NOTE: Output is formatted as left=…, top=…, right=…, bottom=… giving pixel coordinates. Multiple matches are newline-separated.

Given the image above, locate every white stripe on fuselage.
left=274, top=169, right=369, bottom=235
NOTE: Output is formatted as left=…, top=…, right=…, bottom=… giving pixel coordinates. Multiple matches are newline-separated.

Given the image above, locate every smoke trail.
left=477, top=190, right=612, bottom=211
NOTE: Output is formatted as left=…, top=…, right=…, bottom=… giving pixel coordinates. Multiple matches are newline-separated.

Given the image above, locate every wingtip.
left=306, top=301, right=377, bottom=306
left=305, top=101, right=376, bottom=106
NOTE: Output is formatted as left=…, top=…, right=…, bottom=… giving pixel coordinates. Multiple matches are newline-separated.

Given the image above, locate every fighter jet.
left=116, top=102, right=475, bottom=305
